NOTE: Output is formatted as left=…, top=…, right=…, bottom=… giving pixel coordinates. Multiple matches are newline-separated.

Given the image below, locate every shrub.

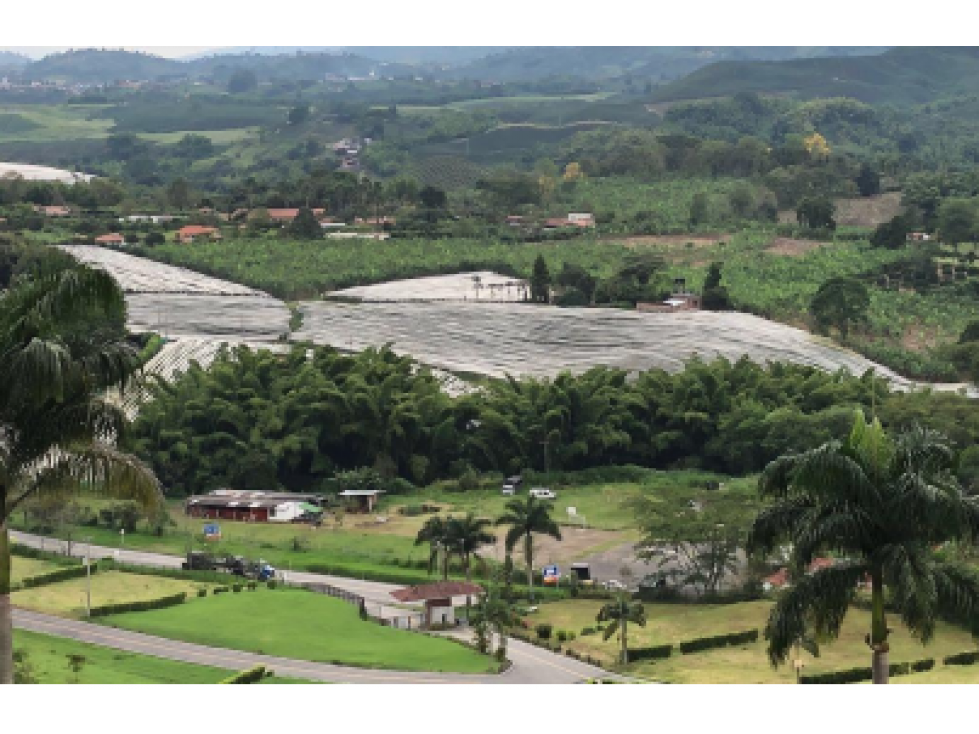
left=219, top=666, right=270, bottom=684
left=629, top=644, right=674, bottom=661
left=20, top=564, right=94, bottom=589
left=943, top=651, right=979, bottom=667
left=580, top=627, right=596, bottom=636
left=911, top=659, right=936, bottom=673
left=567, top=631, right=577, bottom=641
left=89, top=592, right=187, bottom=618
left=799, top=667, right=874, bottom=684
left=247, top=581, right=258, bottom=591
left=232, top=584, right=243, bottom=593
left=214, top=586, right=230, bottom=595
left=679, top=630, right=759, bottom=654
left=197, top=588, right=208, bottom=598
left=535, top=623, right=553, bottom=641
left=266, top=580, right=278, bottom=590
left=556, top=630, right=568, bottom=643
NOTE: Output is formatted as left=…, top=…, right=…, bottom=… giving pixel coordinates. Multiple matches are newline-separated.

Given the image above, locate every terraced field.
left=294, top=300, right=953, bottom=389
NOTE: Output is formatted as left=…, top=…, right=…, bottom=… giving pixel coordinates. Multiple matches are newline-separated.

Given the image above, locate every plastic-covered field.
left=0, top=162, right=93, bottom=183
left=329, top=271, right=530, bottom=303
left=59, top=245, right=263, bottom=295
left=294, top=301, right=958, bottom=390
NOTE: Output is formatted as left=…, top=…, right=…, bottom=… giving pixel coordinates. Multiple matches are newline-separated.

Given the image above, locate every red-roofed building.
left=34, top=205, right=73, bottom=218
left=95, top=233, right=127, bottom=246
left=176, top=225, right=222, bottom=244
left=266, top=208, right=326, bottom=223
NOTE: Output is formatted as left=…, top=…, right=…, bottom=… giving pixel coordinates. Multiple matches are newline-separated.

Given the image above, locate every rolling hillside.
left=650, top=47, right=979, bottom=106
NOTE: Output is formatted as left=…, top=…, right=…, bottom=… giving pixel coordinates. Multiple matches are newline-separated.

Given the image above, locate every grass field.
left=12, top=630, right=303, bottom=684
left=0, top=105, right=113, bottom=142
left=529, top=598, right=979, bottom=683
left=11, top=557, right=70, bottom=584
left=103, top=588, right=497, bottom=673
left=12, top=571, right=213, bottom=617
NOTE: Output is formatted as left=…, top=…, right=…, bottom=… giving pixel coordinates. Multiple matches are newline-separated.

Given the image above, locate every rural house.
left=176, top=225, right=222, bottom=244
left=95, top=233, right=128, bottom=246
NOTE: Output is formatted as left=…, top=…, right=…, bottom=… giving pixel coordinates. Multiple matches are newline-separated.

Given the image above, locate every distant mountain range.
left=649, top=47, right=979, bottom=106
left=9, top=46, right=893, bottom=87
left=0, top=50, right=30, bottom=69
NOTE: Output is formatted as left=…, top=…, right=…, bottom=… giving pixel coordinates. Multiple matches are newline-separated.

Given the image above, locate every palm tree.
left=415, top=516, right=451, bottom=580
left=446, top=514, right=495, bottom=581
left=496, top=495, right=562, bottom=600
left=1, top=264, right=163, bottom=684
left=470, top=583, right=512, bottom=662
left=597, top=593, right=647, bottom=665
left=748, top=410, right=979, bottom=684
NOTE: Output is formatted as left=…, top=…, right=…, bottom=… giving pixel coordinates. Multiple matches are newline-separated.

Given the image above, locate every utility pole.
left=84, top=538, right=92, bottom=617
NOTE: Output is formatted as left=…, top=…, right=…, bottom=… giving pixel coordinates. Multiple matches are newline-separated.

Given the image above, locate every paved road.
left=11, top=531, right=618, bottom=684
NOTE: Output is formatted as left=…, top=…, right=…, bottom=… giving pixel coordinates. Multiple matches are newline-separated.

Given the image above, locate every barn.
left=185, top=491, right=324, bottom=524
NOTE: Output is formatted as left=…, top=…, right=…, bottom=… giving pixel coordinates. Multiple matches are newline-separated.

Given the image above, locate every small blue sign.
left=543, top=565, right=559, bottom=578
left=203, top=524, right=221, bottom=540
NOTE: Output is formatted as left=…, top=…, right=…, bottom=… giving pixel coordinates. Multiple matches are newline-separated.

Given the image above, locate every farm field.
left=103, top=588, right=497, bottom=673
left=292, top=300, right=921, bottom=385
left=11, top=630, right=291, bottom=684
left=329, top=271, right=529, bottom=302
left=529, top=598, right=979, bottom=683
left=12, top=571, right=213, bottom=617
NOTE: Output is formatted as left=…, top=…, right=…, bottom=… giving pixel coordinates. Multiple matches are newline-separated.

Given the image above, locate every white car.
left=529, top=488, right=556, bottom=500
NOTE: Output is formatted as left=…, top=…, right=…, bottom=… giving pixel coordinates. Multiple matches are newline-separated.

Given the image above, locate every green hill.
left=23, top=49, right=184, bottom=83
left=650, top=47, right=979, bottom=106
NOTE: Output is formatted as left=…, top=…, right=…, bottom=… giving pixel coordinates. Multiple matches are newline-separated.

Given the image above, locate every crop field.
left=137, top=237, right=627, bottom=300
left=329, top=271, right=530, bottom=302
left=293, top=301, right=922, bottom=385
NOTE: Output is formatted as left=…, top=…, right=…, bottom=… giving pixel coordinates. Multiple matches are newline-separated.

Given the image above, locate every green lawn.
left=530, top=598, right=979, bottom=683
left=11, top=557, right=70, bottom=584
left=103, top=588, right=497, bottom=674
left=13, top=630, right=307, bottom=684
left=12, top=571, right=213, bottom=617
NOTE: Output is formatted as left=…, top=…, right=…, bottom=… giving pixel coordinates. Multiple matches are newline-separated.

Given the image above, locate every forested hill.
left=445, top=47, right=886, bottom=82
left=0, top=50, right=29, bottom=69
left=22, top=49, right=185, bottom=82
left=650, top=47, right=979, bottom=106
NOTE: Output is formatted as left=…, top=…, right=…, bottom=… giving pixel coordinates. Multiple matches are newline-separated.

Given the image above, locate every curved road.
left=11, top=531, right=618, bottom=684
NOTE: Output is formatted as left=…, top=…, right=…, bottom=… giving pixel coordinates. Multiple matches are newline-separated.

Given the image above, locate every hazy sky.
left=3, top=47, right=218, bottom=59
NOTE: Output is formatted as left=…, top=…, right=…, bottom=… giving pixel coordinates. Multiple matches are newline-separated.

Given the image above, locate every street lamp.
left=83, top=537, right=92, bottom=617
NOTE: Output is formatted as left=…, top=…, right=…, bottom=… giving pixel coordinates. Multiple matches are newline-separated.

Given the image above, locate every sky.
left=2, top=47, right=218, bottom=59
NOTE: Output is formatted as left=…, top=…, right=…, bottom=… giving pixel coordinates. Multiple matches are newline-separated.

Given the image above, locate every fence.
left=298, top=581, right=367, bottom=613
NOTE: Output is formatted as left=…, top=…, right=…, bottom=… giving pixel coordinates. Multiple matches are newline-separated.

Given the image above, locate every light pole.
left=84, top=537, right=92, bottom=617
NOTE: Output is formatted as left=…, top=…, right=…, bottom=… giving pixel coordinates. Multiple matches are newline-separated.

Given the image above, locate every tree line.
left=130, top=344, right=979, bottom=497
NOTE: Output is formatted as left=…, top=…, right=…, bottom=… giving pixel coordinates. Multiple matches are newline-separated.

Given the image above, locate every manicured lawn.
left=12, top=571, right=213, bottom=617
left=12, top=630, right=308, bottom=684
left=102, top=588, right=497, bottom=674
left=530, top=598, right=979, bottom=683
left=11, top=557, right=69, bottom=584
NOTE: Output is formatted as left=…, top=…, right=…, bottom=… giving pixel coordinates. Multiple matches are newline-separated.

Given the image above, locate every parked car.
left=529, top=488, right=556, bottom=500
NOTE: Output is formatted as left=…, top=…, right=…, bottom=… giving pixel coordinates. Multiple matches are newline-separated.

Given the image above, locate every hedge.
left=628, top=644, right=674, bottom=662
left=20, top=564, right=96, bottom=589
left=99, top=559, right=232, bottom=585
left=799, top=667, right=874, bottom=685
left=679, top=630, right=759, bottom=654
left=89, top=592, right=187, bottom=618
left=943, top=651, right=979, bottom=667
left=219, top=666, right=270, bottom=684
left=11, top=543, right=82, bottom=565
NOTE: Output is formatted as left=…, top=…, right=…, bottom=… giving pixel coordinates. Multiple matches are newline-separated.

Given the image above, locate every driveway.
left=10, top=531, right=620, bottom=684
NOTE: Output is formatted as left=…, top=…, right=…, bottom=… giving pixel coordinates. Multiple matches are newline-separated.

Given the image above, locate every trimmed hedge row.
left=89, top=592, right=187, bottom=618
left=800, top=659, right=936, bottom=684
left=20, top=563, right=95, bottom=589
left=944, top=651, right=979, bottom=667
left=629, top=644, right=674, bottom=661
left=99, top=559, right=233, bottom=585
left=678, top=630, right=759, bottom=654
left=219, top=666, right=270, bottom=684
left=11, top=543, right=82, bottom=565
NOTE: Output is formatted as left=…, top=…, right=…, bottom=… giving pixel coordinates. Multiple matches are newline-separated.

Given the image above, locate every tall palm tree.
left=597, top=593, right=646, bottom=665
left=446, top=514, right=495, bottom=581
left=748, top=410, right=979, bottom=684
left=470, top=582, right=512, bottom=662
left=415, top=516, right=451, bottom=580
left=496, top=495, right=562, bottom=600
left=0, top=263, right=163, bottom=684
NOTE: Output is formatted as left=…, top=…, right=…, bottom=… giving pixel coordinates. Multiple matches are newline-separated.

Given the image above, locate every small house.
left=176, top=225, right=222, bottom=244
left=338, top=489, right=385, bottom=513
left=95, top=233, right=127, bottom=246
